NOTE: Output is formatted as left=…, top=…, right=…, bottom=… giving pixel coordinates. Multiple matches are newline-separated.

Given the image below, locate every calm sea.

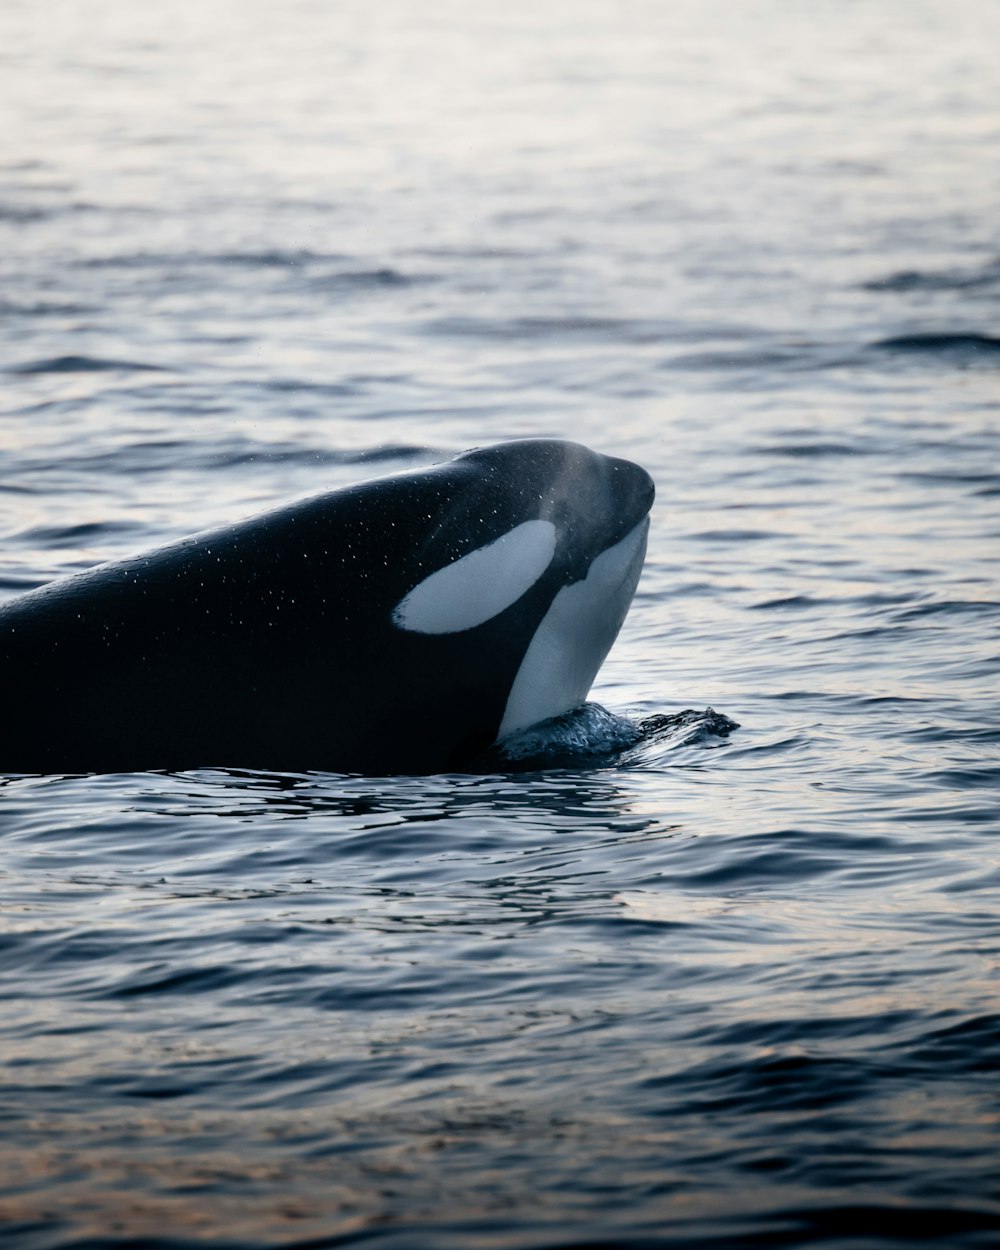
left=2, top=1, right=999, bottom=1246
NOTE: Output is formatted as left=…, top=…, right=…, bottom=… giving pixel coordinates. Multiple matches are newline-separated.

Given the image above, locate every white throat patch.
left=496, top=517, right=649, bottom=739
left=392, top=519, right=557, bottom=635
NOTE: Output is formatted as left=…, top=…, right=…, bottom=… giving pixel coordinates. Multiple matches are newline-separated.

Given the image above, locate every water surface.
left=2, top=1, right=999, bottom=1246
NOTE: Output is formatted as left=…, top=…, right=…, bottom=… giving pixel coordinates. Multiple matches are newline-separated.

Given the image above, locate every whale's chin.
left=497, top=515, right=649, bottom=740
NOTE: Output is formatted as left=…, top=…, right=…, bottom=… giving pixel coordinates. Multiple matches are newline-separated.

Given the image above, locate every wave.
left=2, top=438, right=436, bottom=482
left=478, top=703, right=739, bottom=771
left=420, top=314, right=742, bottom=344
left=77, top=248, right=336, bottom=269
left=7, top=354, right=168, bottom=375
left=863, top=258, right=1000, bottom=293
left=872, top=332, right=1000, bottom=356
left=0, top=203, right=54, bottom=223
left=0, top=298, right=92, bottom=318
left=11, top=520, right=140, bottom=550
left=75, top=249, right=426, bottom=289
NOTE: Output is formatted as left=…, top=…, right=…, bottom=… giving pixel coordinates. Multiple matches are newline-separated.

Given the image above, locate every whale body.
left=0, top=439, right=654, bottom=775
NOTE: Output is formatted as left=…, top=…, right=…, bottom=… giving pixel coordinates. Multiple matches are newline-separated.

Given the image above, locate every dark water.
left=2, top=1, right=1000, bottom=1246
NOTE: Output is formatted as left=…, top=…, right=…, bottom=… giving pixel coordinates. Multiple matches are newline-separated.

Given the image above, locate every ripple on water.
left=2, top=0, right=1000, bottom=1244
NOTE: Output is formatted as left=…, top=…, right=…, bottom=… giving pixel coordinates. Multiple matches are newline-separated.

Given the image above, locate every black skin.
left=0, top=440, right=654, bottom=776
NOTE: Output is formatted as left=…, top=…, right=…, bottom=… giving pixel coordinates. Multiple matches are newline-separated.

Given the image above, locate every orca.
left=0, top=440, right=653, bottom=775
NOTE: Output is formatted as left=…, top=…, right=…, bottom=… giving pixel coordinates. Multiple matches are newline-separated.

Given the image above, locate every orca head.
left=390, top=439, right=655, bottom=746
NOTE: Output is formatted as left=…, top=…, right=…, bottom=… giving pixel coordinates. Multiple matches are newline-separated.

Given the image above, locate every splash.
left=476, top=702, right=739, bottom=772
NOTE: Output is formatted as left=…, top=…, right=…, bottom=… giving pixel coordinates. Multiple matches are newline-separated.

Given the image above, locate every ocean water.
left=2, top=0, right=999, bottom=1246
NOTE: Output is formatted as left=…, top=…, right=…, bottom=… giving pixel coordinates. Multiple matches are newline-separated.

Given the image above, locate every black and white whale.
left=0, top=439, right=653, bottom=775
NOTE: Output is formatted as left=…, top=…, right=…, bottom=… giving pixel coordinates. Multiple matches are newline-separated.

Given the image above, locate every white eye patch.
left=392, top=519, right=557, bottom=635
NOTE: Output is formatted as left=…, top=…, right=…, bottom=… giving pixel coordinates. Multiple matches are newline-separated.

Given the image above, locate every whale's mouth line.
left=621, top=516, right=650, bottom=586
left=588, top=515, right=650, bottom=592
